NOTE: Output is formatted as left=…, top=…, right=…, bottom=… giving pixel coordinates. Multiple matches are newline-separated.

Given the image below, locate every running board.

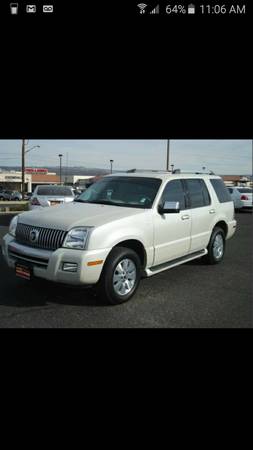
left=145, top=249, right=207, bottom=277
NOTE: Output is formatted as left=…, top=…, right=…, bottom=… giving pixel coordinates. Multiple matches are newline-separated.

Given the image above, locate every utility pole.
left=21, top=139, right=25, bottom=199
left=21, top=140, right=40, bottom=198
left=166, top=140, right=170, bottom=171
left=59, top=154, right=63, bottom=184
left=65, top=152, right=68, bottom=184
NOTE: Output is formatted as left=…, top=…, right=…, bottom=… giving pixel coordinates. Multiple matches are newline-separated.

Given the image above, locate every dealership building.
left=0, top=171, right=33, bottom=192
left=0, top=169, right=96, bottom=192
left=222, top=175, right=252, bottom=187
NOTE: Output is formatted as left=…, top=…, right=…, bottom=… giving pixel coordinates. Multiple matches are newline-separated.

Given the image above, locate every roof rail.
left=125, top=169, right=216, bottom=175
left=172, top=171, right=216, bottom=175
left=126, top=169, right=170, bottom=173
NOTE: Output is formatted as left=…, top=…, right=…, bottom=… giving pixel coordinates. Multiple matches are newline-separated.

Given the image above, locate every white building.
left=0, top=171, right=32, bottom=192
left=64, top=175, right=95, bottom=185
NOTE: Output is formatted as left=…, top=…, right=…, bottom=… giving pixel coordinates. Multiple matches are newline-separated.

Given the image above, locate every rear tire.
left=95, top=247, right=141, bottom=305
left=203, top=227, right=225, bottom=265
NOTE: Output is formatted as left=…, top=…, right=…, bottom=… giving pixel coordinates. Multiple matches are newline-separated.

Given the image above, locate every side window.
left=160, top=180, right=186, bottom=210
left=185, top=179, right=211, bottom=209
left=201, top=180, right=211, bottom=206
left=210, top=179, right=232, bottom=203
left=228, top=188, right=233, bottom=194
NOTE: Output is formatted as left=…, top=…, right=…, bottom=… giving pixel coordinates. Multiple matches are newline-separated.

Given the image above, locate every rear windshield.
left=237, top=188, right=252, bottom=193
left=37, top=186, right=74, bottom=196
left=210, top=179, right=232, bottom=203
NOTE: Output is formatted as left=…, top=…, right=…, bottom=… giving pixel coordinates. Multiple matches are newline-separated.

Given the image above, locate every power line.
left=0, top=153, right=20, bottom=155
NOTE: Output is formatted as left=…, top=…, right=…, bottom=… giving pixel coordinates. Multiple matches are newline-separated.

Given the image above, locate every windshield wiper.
left=87, top=200, right=115, bottom=205
left=73, top=200, right=114, bottom=205
left=74, top=200, right=135, bottom=207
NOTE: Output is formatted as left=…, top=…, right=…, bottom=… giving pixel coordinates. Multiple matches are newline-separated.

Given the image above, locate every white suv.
left=2, top=172, right=237, bottom=304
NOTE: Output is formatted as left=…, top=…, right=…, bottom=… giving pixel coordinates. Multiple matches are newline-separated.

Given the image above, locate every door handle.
left=209, top=209, right=215, bottom=214
left=181, top=215, right=190, bottom=220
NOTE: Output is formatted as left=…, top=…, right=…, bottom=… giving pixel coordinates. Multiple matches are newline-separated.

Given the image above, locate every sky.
left=0, top=140, right=252, bottom=175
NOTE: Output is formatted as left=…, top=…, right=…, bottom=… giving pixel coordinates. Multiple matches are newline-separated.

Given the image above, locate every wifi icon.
left=137, top=3, right=148, bottom=14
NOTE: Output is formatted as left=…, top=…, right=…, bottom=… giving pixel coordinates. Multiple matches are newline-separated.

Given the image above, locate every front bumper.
left=2, top=233, right=111, bottom=285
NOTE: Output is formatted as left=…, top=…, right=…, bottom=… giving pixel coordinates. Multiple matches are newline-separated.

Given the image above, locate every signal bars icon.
left=137, top=3, right=147, bottom=14
left=150, top=5, right=159, bottom=14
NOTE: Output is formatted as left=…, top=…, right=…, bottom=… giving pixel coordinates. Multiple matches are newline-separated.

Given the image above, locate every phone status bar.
left=2, top=2, right=249, bottom=18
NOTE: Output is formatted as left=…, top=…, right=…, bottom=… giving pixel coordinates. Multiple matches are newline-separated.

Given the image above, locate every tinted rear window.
left=210, top=179, right=232, bottom=203
left=185, top=179, right=211, bottom=208
left=37, top=186, right=74, bottom=196
left=237, top=188, right=252, bottom=193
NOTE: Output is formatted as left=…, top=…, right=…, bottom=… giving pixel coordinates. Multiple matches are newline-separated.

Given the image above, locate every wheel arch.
left=113, top=239, right=147, bottom=269
left=213, top=220, right=228, bottom=238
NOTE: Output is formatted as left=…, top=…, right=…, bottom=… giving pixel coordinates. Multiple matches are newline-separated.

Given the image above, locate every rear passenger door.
left=153, top=180, right=191, bottom=265
left=183, top=179, right=212, bottom=252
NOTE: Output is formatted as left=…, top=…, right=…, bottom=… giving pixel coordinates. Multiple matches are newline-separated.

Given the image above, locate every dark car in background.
left=0, top=190, right=22, bottom=201
left=24, top=192, right=33, bottom=200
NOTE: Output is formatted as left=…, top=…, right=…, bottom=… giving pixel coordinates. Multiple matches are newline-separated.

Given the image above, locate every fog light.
left=62, top=262, right=78, bottom=272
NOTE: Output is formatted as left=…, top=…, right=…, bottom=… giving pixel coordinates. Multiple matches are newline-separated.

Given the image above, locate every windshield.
left=37, top=186, right=74, bottom=196
left=75, top=176, right=162, bottom=208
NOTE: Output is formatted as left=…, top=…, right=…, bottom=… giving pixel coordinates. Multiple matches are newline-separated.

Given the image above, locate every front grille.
left=16, top=223, right=67, bottom=250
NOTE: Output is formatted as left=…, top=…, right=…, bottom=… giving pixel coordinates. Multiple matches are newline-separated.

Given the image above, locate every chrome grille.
left=16, top=223, right=67, bottom=250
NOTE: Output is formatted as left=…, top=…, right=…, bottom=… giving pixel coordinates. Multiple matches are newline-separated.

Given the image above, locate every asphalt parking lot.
left=0, top=212, right=252, bottom=328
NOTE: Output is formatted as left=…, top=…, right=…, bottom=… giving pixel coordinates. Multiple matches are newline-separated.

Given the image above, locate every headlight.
left=63, top=227, right=92, bottom=250
left=9, top=215, right=18, bottom=237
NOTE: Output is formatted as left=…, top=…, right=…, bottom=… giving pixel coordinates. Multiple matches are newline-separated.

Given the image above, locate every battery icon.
left=188, top=4, right=195, bottom=14
left=10, top=3, right=19, bottom=14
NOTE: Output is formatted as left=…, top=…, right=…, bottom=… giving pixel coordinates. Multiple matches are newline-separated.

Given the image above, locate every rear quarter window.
left=210, top=179, right=232, bottom=203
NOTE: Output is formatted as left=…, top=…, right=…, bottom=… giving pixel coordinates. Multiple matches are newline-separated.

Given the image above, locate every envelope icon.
left=26, top=5, right=36, bottom=13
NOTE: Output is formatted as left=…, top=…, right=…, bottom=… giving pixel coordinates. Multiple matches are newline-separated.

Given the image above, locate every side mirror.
left=158, top=201, right=180, bottom=214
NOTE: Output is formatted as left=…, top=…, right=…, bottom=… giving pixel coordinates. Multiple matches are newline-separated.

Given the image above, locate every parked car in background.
left=0, top=190, right=22, bottom=201
left=73, top=188, right=83, bottom=196
left=228, top=187, right=253, bottom=211
left=24, top=192, right=33, bottom=200
left=29, top=185, right=76, bottom=210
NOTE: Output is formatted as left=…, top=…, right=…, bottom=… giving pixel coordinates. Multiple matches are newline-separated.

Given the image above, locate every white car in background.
left=29, top=185, right=76, bottom=210
left=228, top=187, right=253, bottom=211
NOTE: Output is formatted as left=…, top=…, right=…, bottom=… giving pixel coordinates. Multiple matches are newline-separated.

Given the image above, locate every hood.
left=18, top=201, right=146, bottom=231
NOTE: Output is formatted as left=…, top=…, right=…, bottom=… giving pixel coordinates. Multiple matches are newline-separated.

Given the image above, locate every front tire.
left=96, top=247, right=141, bottom=305
left=203, top=227, right=225, bottom=265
